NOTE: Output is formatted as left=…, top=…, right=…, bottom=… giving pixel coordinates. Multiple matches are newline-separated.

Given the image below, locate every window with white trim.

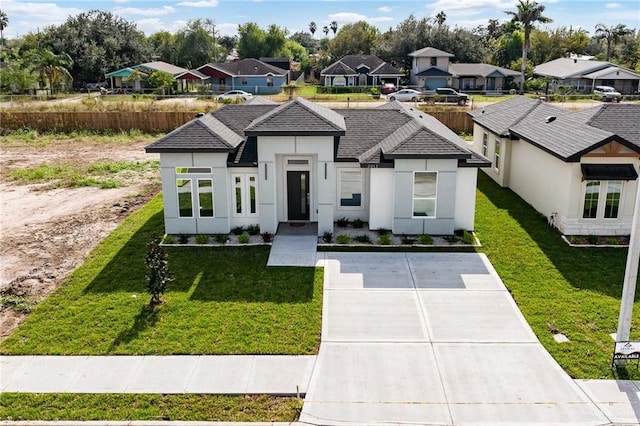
left=493, top=139, right=501, bottom=171
left=413, top=172, right=437, bottom=217
left=198, top=179, right=214, bottom=217
left=482, top=133, right=488, bottom=157
left=583, top=181, right=600, bottom=219
left=338, top=170, right=363, bottom=208
left=605, top=181, right=623, bottom=219
left=177, top=179, right=193, bottom=217
left=232, top=174, right=258, bottom=217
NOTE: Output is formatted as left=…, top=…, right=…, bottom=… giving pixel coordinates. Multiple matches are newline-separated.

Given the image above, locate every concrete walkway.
left=1, top=355, right=315, bottom=395
left=267, top=222, right=318, bottom=267
left=301, top=252, right=611, bottom=425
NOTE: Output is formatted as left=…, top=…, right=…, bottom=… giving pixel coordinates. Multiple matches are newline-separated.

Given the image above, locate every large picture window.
left=232, top=174, right=258, bottom=217
left=605, top=181, right=622, bottom=219
left=338, top=170, right=363, bottom=208
left=177, top=179, right=193, bottom=217
left=583, top=181, right=600, bottom=219
left=413, top=172, right=437, bottom=217
left=198, top=179, right=214, bottom=217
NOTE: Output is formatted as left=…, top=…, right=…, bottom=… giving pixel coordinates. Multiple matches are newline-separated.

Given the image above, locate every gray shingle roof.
left=321, top=55, right=401, bottom=76
left=588, top=104, right=640, bottom=148
left=244, top=96, right=279, bottom=105
left=245, top=97, right=346, bottom=135
left=533, top=58, right=610, bottom=79
left=321, top=61, right=357, bottom=76
left=409, top=47, right=454, bottom=58
left=198, top=58, right=288, bottom=76
left=449, top=63, right=520, bottom=78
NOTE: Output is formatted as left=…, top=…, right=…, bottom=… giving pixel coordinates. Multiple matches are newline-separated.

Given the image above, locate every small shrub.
left=247, top=224, right=260, bottom=235
left=336, top=217, right=350, bottom=227
left=195, top=234, right=210, bottom=244
left=336, top=234, right=351, bottom=244
left=378, top=234, right=391, bottom=245
left=261, top=232, right=274, bottom=243
left=353, top=234, right=371, bottom=243
left=178, top=234, right=189, bottom=244
left=238, top=233, right=250, bottom=244
left=586, top=234, right=598, bottom=244
left=322, top=231, right=333, bottom=243
left=163, top=235, right=176, bottom=244
left=231, top=226, right=244, bottom=235
left=444, top=235, right=459, bottom=243
left=0, top=295, right=33, bottom=313
left=418, top=234, right=434, bottom=245
left=401, top=234, right=417, bottom=245
left=461, top=230, right=475, bottom=245
left=145, top=237, right=174, bottom=305
left=605, top=237, right=619, bottom=245
left=352, top=219, right=364, bottom=228
left=377, top=228, right=390, bottom=235
left=213, top=233, right=228, bottom=244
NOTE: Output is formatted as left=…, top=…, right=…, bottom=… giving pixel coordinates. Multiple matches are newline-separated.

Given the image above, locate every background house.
left=469, top=96, right=640, bottom=236
left=408, top=47, right=454, bottom=89
left=105, top=61, right=207, bottom=92
left=449, top=63, right=521, bottom=94
left=534, top=57, right=640, bottom=94
left=146, top=98, right=490, bottom=237
left=320, top=55, right=403, bottom=88
left=197, top=58, right=289, bottom=94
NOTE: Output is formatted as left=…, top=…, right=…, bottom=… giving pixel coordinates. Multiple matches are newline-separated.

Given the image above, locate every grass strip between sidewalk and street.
left=0, top=393, right=301, bottom=422
left=475, top=172, right=640, bottom=379
left=0, top=194, right=323, bottom=355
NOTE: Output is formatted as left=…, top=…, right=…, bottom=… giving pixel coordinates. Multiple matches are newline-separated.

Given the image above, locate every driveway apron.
left=300, top=252, right=607, bottom=425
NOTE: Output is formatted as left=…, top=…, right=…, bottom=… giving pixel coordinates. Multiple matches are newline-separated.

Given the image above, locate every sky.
left=2, top=0, right=639, bottom=40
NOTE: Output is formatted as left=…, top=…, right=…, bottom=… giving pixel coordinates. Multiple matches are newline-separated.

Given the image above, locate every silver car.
left=593, top=86, right=621, bottom=102
left=387, top=89, right=422, bottom=102
left=217, top=90, right=253, bottom=102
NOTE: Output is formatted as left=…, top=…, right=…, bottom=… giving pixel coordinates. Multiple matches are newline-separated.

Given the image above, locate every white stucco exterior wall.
left=368, top=168, right=394, bottom=230
left=454, top=167, right=478, bottom=231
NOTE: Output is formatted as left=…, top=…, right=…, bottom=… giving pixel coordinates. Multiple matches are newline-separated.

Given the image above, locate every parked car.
left=593, top=85, right=622, bottom=102
left=217, top=90, right=253, bottom=102
left=381, top=83, right=397, bottom=94
left=387, top=88, right=422, bottom=102
left=84, top=82, right=108, bottom=92
left=423, top=88, right=470, bottom=106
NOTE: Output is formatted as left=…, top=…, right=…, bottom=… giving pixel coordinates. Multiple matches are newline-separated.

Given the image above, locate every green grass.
left=5, top=160, right=159, bottom=189
left=0, top=129, right=160, bottom=148
left=0, top=195, right=323, bottom=355
left=0, top=393, right=301, bottom=422
left=475, top=173, right=640, bottom=379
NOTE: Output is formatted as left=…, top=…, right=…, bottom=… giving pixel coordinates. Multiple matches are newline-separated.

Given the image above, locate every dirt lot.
left=0, top=135, right=161, bottom=339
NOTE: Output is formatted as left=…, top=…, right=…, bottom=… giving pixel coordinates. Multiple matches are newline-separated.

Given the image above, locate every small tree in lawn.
left=145, top=237, right=173, bottom=305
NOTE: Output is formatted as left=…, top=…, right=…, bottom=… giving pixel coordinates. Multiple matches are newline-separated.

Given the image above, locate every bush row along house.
left=145, top=97, right=490, bottom=237
left=470, top=96, right=640, bottom=236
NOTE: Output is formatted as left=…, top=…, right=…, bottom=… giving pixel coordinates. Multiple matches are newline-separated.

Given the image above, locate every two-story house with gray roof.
left=469, top=96, right=640, bottom=236
left=146, top=97, right=490, bottom=237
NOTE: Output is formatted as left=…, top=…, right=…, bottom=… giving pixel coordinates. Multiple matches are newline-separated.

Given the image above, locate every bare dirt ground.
left=0, top=137, right=160, bottom=339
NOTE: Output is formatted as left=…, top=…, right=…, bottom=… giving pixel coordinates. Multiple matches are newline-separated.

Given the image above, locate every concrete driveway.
left=301, top=252, right=607, bottom=425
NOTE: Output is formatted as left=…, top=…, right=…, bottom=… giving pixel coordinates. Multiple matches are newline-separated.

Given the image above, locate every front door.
left=287, top=171, right=310, bottom=221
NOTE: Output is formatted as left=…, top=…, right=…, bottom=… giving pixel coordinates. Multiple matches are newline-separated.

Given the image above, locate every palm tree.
left=504, top=0, right=552, bottom=94
left=323, top=26, right=329, bottom=37
left=595, top=23, right=633, bottom=61
left=26, top=49, right=73, bottom=95
left=0, top=10, right=8, bottom=49
left=435, top=11, right=447, bottom=27
left=330, top=21, right=338, bottom=36
left=309, top=21, right=317, bottom=38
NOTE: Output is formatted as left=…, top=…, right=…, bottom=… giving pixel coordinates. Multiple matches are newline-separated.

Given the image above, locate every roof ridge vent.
left=545, top=116, right=557, bottom=123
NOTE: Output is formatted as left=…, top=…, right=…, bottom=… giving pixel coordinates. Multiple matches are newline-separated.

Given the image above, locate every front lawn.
left=476, top=173, right=640, bottom=379
left=0, top=195, right=323, bottom=355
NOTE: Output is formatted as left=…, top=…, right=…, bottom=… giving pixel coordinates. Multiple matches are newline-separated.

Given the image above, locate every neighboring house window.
left=413, top=172, right=437, bottom=217
left=177, top=179, right=193, bottom=217
left=583, top=181, right=600, bottom=219
left=232, top=174, right=258, bottom=217
left=241, top=78, right=248, bottom=85
left=482, top=133, right=488, bottom=157
left=198, top=179, right=214, bottom=217
left=266, top=76, right=273, bottom=87
left=430, top=57, right=437, bottom=66
left=338, top=170, right=363, bottom=208
left=605, top=181, right=623, bottom=219
left=493, top=139, right=501, bottom=172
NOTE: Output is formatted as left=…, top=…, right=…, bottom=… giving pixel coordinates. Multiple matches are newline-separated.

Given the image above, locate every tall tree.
left=595, top=23, right=633, bottom=61
left=309, top=21, right=317, bottom=37
left=328, top=21, right=379, bottom=58
left=174, top=19, right=219, bottom=67
left=25, top=49, right=73, bottom=94
left=264, top=24, right=287, bottom=57
left=0, top=10, right=8, bottom=49
left=330, top=21, right=338, bottom=36
left=435, top=11, right=447, bottom=28
left=504, top=0, right=553, bottom=94
left=237, top=22, right=267, bottom=58
left=323, top=26, right=329, bottom=37
left=148, top=31, right=177, bottom=64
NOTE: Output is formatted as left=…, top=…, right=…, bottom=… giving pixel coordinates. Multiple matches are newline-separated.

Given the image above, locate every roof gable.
left=409, top=47, right=454, bottom=58
left=321, top=55, right=401, bottom=76
left=136, top=61, right=188, bottom=75
left=533, top=58, right=611, bottom=79
left=198, top=58, right=288, bottom=77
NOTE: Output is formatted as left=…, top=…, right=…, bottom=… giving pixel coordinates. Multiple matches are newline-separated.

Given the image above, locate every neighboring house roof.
left=198, top=58, right=288, bottom=77
left=470, top=97, right=640, bottom=162
left=105, top=67, right=136, bottom=78
left=146, top=97, right=490, bottom=168
left=449, top=63, right=520, bottom=78
left=244, top=97, right=279, bottom=105
left=583, top=66, right=640, bottom=80
left=414, top=67, right=452, bottom=77
left=135, top=61, right=189, bottom=75
left=533, top=57, right=612, bottom=79
left=175, top=69, right=209, bottom=80
left=408, top=47, right=454, bottom=58
left=321, top=55, right=402, bottom=76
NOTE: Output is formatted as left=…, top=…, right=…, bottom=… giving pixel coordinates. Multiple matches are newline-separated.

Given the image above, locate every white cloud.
left=135, top=18, right=187, bottom=35
left=0, top=0, right=83, bottom=36
left=114, top=6, right=175, bottom=17
left=175, top=0, right=219, bottom=7
left=217, top=22, right=239, bottom=37
left=606, top=2, right=622, bottom=8
left=426, top=0, right=514, bottom=15
left=114, top=0, right=130, bottom=3
left=328, top=12, right=394, bottom=24
left=378, top=6, right=392, bottom=13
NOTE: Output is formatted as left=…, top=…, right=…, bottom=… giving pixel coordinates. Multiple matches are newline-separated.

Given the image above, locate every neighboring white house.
left=469, top=96, right=640, bottom=236
left=409, top=47, right=454, bottom=89
left=146, top=97, right=490, bottom=237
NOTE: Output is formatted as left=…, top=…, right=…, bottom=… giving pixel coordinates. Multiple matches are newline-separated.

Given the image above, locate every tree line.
left=0, top=2, right=638, bottom=94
